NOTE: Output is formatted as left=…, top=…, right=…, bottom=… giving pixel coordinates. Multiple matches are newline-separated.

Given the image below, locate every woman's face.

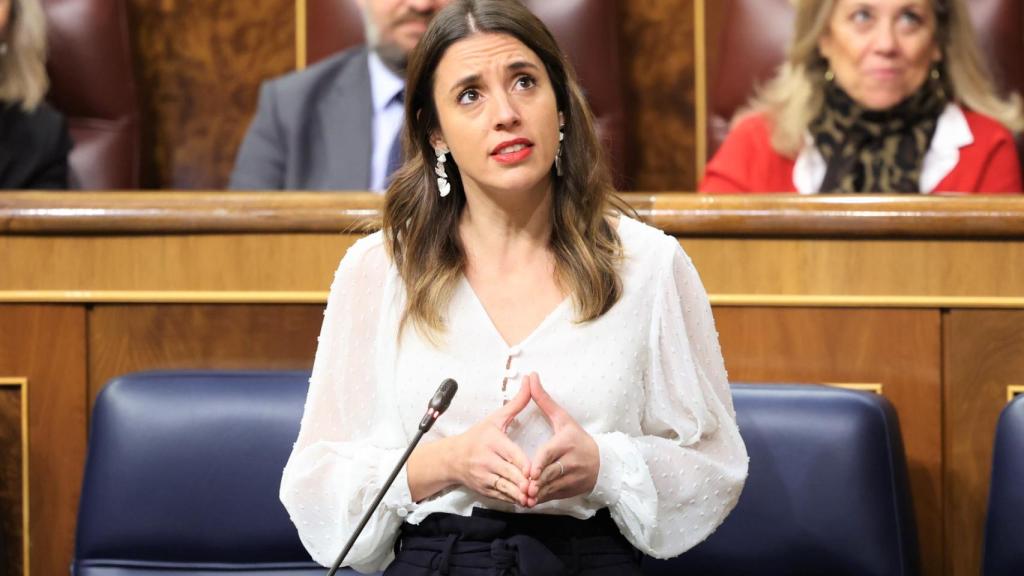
left=818, top=0, right=942, bottom=110
left=430, top=32, right=561, bottom=200
left=0, top=0, right=11, bottom=37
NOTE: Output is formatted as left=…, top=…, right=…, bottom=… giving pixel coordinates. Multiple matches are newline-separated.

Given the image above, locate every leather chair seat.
left=644, top=384, right=919, bottom=576
left=44, top=0, right=140, bottom=189
left=75, top=374, right=918, bottom=575
left=982, top=395, right=1024, bottom=576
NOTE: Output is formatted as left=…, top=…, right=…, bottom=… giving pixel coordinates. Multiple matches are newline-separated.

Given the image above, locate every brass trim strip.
left=709, top=294, right=1024, bottom=309
left=1009, top=385, right=1024, bottom=403
left=0, top=291, right=329, bottom=304
left=828, top=382, right=884, bottom=395
left=694, top=0, right=708, bottom=178
left=0, top=377, right=29, bottom=576
left=296, top=0, right=307, bottom=70
left=4, top=291, right=1024, bottom=308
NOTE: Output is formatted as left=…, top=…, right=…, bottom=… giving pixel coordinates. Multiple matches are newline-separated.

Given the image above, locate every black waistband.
left=391, top=508, right=639, bottom=575
left=401, top=508, right=623, bottom=542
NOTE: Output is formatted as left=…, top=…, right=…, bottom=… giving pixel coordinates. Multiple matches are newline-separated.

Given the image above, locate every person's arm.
left=698, top=117, right=760, bottom=193
left=27, top=111, right=72, bottom=189
left=279, top=237, right=411, bottom=572
left=584, top=242, right=749, bottom=559
left=230, top=81, right=287, bottom=190
left=975, top=132, right=1023, bottom=194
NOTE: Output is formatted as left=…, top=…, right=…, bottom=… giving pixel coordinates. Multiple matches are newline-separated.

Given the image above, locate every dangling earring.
left=824, top=68, right=835, bottom=83
left=434, top=147, right=451, bottom=198
left=931, top=65, right=947, bottom=100
left=554, top=126, right=565, bottom=177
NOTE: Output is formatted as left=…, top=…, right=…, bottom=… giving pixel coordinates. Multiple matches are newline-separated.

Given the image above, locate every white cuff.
left=378, top=448, right=417, bottom=519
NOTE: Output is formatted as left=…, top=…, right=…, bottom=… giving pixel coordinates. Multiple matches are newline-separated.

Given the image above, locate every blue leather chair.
left=72, top=370, right=361, bottom=576
left=644, top=384, right=919, bottom=576
left=982, top=394, right=1024, bottom=576
left=75, top=374, right=917, bottom=575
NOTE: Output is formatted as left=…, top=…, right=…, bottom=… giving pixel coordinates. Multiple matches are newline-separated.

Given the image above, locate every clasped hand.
left=450, top=373, right=599, bottom=508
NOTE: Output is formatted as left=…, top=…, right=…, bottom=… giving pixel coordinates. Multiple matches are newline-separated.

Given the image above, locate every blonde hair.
left=738, top=0, right=1024, bottom=156
left=383, top=0, right=628, bottom=342
left=0, top=0, right=49, bottom=110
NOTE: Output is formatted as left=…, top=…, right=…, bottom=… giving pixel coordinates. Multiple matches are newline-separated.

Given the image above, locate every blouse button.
left=397, top=507, right=409, bottom=518
left=505, top=368, right=519, bottom=379
left=508, top=345, right=522, bottom=357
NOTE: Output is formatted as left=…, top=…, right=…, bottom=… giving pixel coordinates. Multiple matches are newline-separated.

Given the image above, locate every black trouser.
left=384, top=508, right=643, bottom=576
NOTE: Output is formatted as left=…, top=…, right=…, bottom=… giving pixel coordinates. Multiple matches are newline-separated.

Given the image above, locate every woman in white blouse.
left=281, top=1, right=748, bottom=573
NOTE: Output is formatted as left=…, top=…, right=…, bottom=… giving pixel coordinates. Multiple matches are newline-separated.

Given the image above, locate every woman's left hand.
left=524, top=372, right=600, bottom=506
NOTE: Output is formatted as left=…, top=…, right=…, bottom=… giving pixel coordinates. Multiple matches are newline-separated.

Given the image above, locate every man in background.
left=230, top=0, right=450, bottom=190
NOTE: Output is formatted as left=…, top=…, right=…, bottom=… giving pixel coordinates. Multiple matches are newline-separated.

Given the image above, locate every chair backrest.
left=43, top=0, right=140, bottom=189
left=305, top=0, right=627, bottom=187
left=76, top=374, right=917, bottom=575
left=644, top=384, right=919, bottom=576
left=706, top=0, right=1024, bottom=163
left=72, top=371, right=355, bottom=576
left=982, top=395, right=1024, bottom=576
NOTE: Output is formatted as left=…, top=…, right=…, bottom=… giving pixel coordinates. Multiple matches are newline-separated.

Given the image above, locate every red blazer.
left=700, top=109, right=1023, bottom=194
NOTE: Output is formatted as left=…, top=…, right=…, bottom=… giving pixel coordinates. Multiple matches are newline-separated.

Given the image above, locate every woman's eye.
left=457, top=89, right=480, bottom=105
left=898, top=10, right=924, bottom=27
left=514, top=75, right=536, bottom=90
left=851, top=8, right=872, bottom=24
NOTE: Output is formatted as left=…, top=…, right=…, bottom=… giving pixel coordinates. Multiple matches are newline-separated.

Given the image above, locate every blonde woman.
left=0, top=0, right=70, bottom=189
left=281, top=0, right=747, bottom=573
left=701, top=0, right=1023, bottom=194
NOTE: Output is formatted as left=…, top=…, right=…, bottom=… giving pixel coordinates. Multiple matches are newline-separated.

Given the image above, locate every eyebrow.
left=447, top=60, right=542, bottom=95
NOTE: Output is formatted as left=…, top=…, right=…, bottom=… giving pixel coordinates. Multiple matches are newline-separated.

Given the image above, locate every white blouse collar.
left=793, top=103, right=973, bottom=194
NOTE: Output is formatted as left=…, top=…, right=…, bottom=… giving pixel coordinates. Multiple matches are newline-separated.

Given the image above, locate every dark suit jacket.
left=230, top=47, right=375, bottom=190
left=0, top=101, right=72, bottom=189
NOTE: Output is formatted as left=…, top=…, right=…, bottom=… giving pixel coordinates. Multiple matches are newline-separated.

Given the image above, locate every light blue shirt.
left=367, top=52, right=406, bottom=192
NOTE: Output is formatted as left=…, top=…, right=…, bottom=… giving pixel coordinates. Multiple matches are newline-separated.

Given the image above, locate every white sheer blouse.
left=280, top=216, right=749, bottom=572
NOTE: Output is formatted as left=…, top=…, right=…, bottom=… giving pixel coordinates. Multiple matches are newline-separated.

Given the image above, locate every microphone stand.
left=326, top=378, right=458, bottom=576
left=325, top=430, right=426, bottom=576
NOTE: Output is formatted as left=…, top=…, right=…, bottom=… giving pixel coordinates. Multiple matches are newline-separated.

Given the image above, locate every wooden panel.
left=0, top=234, right=355, bottom=292
left=127, top=0, right=295, bottom=189
left=944, top=310, right=1024, bottom=576
left=0, top=306, right=87, bottom=576
left=713, top=307, right=943, bottom=576
left=621, top=0, right=696, bottom=190
left=0, top=384, right=23, bottom=576
left=681, top=237, right=1024, bottom=300
left=88, top=304, right=324, bottom=405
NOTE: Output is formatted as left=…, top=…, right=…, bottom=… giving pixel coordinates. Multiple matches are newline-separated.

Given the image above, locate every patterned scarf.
left=811, top=76, right=948, bottom=193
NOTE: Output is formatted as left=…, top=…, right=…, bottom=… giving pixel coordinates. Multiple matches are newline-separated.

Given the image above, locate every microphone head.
left=429, top=378, right=458, bottom=414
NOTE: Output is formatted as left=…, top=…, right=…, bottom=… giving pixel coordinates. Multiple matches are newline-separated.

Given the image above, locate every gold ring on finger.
left=493, top=476, right=501, bottom=491
left=556, top=460, right=564, bottom=478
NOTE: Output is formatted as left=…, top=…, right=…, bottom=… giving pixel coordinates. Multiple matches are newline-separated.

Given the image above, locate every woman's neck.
left=459, top=179, right=555, bottom=271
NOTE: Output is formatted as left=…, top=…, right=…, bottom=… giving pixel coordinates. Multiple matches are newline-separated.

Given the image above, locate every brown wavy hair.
left=0, top=0, right=49, bottom=110
left=383, top=0, right=628, bottom=342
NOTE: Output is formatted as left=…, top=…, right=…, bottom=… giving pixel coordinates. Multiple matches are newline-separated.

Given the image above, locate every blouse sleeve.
left=586, top=241, right=749, bottom=558
left=279, top=236, right=414, bottom=572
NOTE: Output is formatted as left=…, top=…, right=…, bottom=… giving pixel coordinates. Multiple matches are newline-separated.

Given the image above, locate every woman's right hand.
left=449, top=382, right=533, bottom=506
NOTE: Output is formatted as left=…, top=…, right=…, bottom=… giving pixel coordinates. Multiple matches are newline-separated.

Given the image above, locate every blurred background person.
left=700, top=0, right=1023, bottom=194
left=0, top=0, right=71, bottom=189
left=230, top=0, right=451, bottom=191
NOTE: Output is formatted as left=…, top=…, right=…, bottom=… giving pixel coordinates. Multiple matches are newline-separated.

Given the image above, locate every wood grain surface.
left=0, top=306, right=87, bottom=576
left=715, top=306, right=943, bottom=576
left=944, top=310, right=1024, bottom=576
left=127, top=0, right=295, bottom=188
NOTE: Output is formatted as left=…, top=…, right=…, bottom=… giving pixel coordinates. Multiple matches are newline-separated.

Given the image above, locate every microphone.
left=326, top=378, right=459, bottom=576
left=419, top=378, right=458, bottom=432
